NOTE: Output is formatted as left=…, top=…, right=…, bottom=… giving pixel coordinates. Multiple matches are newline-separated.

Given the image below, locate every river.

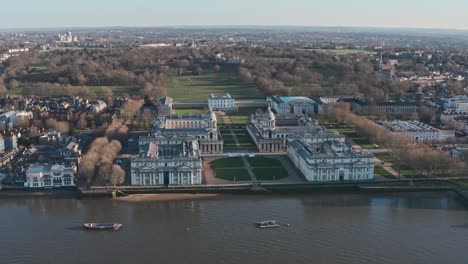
left=0, top=191, right=467, bottom=264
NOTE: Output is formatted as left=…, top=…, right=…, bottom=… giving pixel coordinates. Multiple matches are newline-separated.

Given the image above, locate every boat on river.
left=83, top=223, right=122, bottom=230
left=256, top=220, right=280, bottom=229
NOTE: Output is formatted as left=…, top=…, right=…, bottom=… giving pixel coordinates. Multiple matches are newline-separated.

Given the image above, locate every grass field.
left=173, top=109, right=206, bottom=115
left=454, top=179, right=468, bottom=189
left=229, top=116, right=250, bottom=126
left=310, top=49, right=377, bottom=55
left=166, top=72, right=263, bottom=102
left=374, top=166, right=396, bottom=179
left=352, top=138, right=378, bottom=149
left=247, top=157, right=283, bottom=167
left=253, top=167, right=289, bottom=181
left=214, top=168, right=251, bottom=181
left=247, top=157, right=288, bottom=181
left=373, top=152, right=398, bottom=163
left=211, top=157, right=244, bottom=168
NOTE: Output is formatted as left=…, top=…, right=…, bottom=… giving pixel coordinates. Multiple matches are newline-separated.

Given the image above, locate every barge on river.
left=83, top=223, right=122, bottom=230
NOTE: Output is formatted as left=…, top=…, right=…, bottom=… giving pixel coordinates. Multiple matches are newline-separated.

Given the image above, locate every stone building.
left=151, top=108, right=223, bottom=154
left=380, top=120, right=442, bottom=142
left=24, top=164, right=76, bottom=188
left=288, top=139, right=374, bottom=182
left=157, top=96, right=173, bottom=115
left=247, top=106, right=343, bottom=152
left=131, top=138, right=202, bottom=186
left=268, top=96, right=320, bottom=115
left=208, top=93, right=236, bottom=111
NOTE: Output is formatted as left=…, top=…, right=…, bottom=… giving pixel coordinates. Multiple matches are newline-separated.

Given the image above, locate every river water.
left=0, top=191, right=467, bottom=264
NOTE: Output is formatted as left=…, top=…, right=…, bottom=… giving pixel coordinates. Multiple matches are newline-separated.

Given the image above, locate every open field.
left=253, top=167, right=288, bottom=181
left=454, top=179, right=468, bottom=189
left=166, top=72, right=263, bottom=102
left=229, top=116, right=250, bottom=126
left=214, top=168, right=251, bottom=181
left=247, top=157, right=283, bottom=167
left=309, top=49, right=377, bottom=55
left=211, top=157, right=244, bottom=168
left=374, top=166, right=396, bottom=179
left=173, top=109, right=206, bottom=115
left=374, top=152, right=398, bottom=163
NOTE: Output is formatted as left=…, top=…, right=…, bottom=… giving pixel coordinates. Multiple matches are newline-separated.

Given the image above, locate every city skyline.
left=2, top=0, right=468, bottom=30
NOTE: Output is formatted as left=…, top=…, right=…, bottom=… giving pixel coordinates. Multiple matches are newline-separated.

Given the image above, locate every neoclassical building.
left=247, top=106, right=343, bottom=152
left=151, top=108, right=223, bottom=154
left=268, top=96, right=320, bottom=115
left=288, top=139, right=374, bottom=182
left=24, top=164, right=76, bottom=188
left=208, top=93, right=236, bottom=111
left=131, top=138, right=202, bottom=186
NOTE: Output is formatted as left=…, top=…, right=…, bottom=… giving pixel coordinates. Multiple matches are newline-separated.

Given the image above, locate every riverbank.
left=114, top=193, right=221, bottom=202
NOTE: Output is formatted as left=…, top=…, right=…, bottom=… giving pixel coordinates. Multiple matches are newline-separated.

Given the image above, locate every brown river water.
left=0, top=191, right=467, bottom=264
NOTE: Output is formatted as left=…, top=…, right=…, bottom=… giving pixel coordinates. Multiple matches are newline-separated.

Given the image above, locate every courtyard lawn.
left=173, top=108, right=206, bottom=115
left=374, top=152, right=398, bottom=163
left=211, top=157, right=244, bottom=168
left=374, top=166, right=396, bottom=179
left=247, top=157, right=283, bottom=167
left=214, top=168, right=251, bottom=181
left=253, top=167, right=289, bottom=181
left=166, top=72, right=263, bottom=102
left=234, top=107, right=262, bottom=115
left=454, top=179, right=468, bottom=189
left=229, top=116, right=250, bottom=126
left=352, top=138, right=378, bottom=149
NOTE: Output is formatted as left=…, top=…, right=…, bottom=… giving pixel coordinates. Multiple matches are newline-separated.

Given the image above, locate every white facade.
left=444, top=95, right=468, bottom=113
left=91, top=100, right=107, bottom=113
left=153, top=109, right=223, bottom=154
left=131, top=139, right=202, bottom=186
left=24, top=164, right=76, bottom=188
left=208, top=93, right=235, bottom=111
left=268, top=96, right=319, bottom=115
left=381, top=120, right=441, bottom=142
left=288, top=139, right=374, bottom=182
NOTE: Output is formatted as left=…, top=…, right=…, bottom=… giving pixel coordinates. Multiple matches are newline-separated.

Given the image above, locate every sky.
left=2, top=0, right=468, bottom=30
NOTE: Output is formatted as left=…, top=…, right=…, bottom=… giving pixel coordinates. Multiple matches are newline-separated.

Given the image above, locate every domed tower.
left=206, top=107, right=218, bottom=140
left=206, top=107, right=217, bottom=129
left=263, top=105, right=276, bottom=129
left=262, top=105, right=276, bottom=139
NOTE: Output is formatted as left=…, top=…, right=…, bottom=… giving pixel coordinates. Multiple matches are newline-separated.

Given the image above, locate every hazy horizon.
left=3, top=0, right=468, bottom=30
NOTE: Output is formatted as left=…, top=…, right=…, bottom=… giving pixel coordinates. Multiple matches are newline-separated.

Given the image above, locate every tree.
left=121, top=99, right=144, bottom=122
left=8, top=79, right=19, bottom=89
left=110, top=165, right=126, bottom=187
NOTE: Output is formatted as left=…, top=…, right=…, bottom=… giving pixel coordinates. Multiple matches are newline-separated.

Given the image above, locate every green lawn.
left=374, top=166, right=396, bottom=179
left=214, top=168, right=251, bottom=181
left=174, top=108, right=206, bottom=115
left=229, top=116, right=249, bottom=126
left=453, top=179, right=468, bottom=189
left=166, top=71, right=263, bottom=102
left=247, top=157, right=283, bottom=167
left=311, top=49, right=376, bottom=55
left=234, top=107, right=262, bottom=115
left=373, top=152, right=398, bottom=163
left=211, top=157, right=244, bottom=168
left=216, top=114, right=225, bottom=125
left=352, top=138, right=378, bottom=149
left=253, top=167, right=289, bottom=181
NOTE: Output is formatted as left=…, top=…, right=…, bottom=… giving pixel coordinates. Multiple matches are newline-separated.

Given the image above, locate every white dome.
left=207, top=107, right=217, bottom=121
left=264, top=106, right=275, bottom=121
